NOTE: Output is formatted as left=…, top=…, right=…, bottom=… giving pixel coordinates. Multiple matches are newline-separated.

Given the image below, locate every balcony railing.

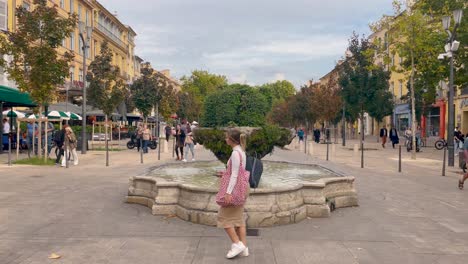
left=96, top=23, right=126, bottom=49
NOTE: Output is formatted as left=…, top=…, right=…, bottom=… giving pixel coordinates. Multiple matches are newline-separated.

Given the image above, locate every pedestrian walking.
left=165, top=124, right=171, bottom=142
left=136, top=123, right=143, bottom=152
left=61, top=126, right=79, bottom=166
left=313, top=128, right=320, bottom=143
left=297, top=128, right=305, bottom=142
left=183, top=125, right=195, bottom=162
left=389, top=125, right=399, bottom=148
left=54, top=125, right=65, bottom=165
left=174, top=124, right=185, bottom=161
left=455, top=127, right=462, bottom=155
left=142, top=124, right=150, bottom=153
left=216, top=128, right=250, bottom=259
left=380, top=125, right=388, bottom=148
left=459, top=137, right=468, bottom=190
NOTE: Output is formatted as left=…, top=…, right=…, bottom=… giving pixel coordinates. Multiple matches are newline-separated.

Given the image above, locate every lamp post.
left=439, top=9, right=463, bottom=167
left=78, top=21, right=93, bottom=154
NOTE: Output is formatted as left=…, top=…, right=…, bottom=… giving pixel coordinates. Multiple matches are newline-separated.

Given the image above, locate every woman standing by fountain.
left=216, top=128, right=250, bottom=259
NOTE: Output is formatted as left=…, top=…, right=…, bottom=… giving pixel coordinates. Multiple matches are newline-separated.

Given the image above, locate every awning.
left=0, top=85, right=37, bottom=107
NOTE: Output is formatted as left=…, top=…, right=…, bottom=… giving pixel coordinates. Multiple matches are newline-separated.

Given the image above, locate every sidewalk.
left=0, top=141, right=467, bottom=263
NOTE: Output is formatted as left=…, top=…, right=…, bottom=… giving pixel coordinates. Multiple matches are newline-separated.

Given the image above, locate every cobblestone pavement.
left=0, top=138, right=467, bottom=264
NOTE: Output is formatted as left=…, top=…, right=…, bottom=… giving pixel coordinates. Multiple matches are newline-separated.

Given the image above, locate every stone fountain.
left=126, top=127, right=358, bottom=227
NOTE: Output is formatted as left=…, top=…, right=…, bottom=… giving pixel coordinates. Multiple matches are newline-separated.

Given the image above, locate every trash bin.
left=76, top=136, right=89, bottom=151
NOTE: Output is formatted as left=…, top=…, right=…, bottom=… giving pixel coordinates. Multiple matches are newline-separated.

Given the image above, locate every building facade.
left=1, top=0, right=142, bottom=105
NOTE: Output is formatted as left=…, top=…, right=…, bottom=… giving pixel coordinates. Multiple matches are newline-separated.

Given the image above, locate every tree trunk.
left=38, top=105, right=43, bottom=158
left=44, top=119, right=48, bottom=162
left=410, top=50, right=417, bottom=160
left=105, top=114, right=109, bottom=167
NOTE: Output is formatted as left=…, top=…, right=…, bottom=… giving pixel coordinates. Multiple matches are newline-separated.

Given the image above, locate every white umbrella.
left=66, top=112, right=82, bottom=120
left=27, top=114, right=37, bottom=119
left=44, top=110, right=70, bottom=120
left=2, top=110, right=25, bottom=118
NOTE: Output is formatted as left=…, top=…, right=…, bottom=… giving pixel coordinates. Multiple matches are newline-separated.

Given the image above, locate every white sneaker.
left=226, top=242, right=246, bottom=259
left=182, top=159, right=187, bottom=162
left=191, top=158, right=195, bottom=161
left=241, top=247, right=249, bottom=257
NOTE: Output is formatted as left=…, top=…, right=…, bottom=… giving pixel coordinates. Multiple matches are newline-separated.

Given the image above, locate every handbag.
left=216, top=150, right=250, bottom=207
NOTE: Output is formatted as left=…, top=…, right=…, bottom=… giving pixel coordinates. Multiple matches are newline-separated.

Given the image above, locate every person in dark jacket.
left=54, top=125, right=66, bottom=165
left=380, top=125, right=388, bottom=148
left=389, top=125, right=399, bottom=148
left=174, top=124, right=186, bottom=160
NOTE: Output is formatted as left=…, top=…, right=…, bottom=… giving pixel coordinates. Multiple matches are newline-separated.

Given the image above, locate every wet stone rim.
left=126, top=162, right=358, bottom=227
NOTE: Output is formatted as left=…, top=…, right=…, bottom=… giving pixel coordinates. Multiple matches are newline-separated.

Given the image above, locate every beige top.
left=142, top=128, right=150, bottom=140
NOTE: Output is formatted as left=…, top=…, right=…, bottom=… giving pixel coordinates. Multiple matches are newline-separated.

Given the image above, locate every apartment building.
left=0, top=0, right=142, bottom=105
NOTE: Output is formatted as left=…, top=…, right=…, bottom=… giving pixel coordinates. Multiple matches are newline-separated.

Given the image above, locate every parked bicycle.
left=406, top=135, right=421, bottom=152
left=434, top=138, right=447, bottom=150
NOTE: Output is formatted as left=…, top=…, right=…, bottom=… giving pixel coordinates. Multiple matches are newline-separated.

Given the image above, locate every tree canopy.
left=0, top=0, right=77, bottom=105
left=202, top=84, right=269, bottom=127
left=258, top=80, right=296, bottom=110
left=87, top=42, right=126, bottom=117
left=180, top=70, right=228, bottom=120
left=339, top=33, right=393, bottom=124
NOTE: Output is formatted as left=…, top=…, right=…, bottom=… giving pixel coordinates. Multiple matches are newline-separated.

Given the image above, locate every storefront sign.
left=460, top=98, right=468, bottom=109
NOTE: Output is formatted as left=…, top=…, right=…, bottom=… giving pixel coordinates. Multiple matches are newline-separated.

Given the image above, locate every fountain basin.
left=126, top=161, right=358, bottom=227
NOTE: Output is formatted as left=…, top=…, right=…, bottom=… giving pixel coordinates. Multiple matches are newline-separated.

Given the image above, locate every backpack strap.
left=234, top=150, right=244, bottom=166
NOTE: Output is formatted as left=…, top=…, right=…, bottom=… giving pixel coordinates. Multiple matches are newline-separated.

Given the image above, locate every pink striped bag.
left=216, top=151, right=250, bottom=207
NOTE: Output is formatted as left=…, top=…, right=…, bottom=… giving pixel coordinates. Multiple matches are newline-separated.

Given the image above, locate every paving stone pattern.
left=0, top=138, right=467, bottom=263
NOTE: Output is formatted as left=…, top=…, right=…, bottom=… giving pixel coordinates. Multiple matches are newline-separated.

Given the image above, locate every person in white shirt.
left=216, top=128, right=249, bottom=259
left=3, top=118, right=10, bottom=134
left=2, top=118, right=10, bottom=151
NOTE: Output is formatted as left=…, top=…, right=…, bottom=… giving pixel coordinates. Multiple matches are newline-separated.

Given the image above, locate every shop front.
left=421, top=99, right=445, bottom=139
left=393, top=103, right=411, bottom=134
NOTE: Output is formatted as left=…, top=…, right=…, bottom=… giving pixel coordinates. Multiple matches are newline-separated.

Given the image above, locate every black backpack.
left=245, top=153, right=263, bottom=188
left=54, top=129, right=65, bottom=147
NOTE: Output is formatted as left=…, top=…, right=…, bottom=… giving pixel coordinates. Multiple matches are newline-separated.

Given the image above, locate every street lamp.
left=438, top=9, right=463, bottom=167
left=78, top=21, right=93, bottom=154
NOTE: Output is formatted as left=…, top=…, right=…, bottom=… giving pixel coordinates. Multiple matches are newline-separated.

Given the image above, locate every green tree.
left=152, top=71, right=177, bottom=120
left=130, top=62, right=155, bottom=118
left=289, top=86, right=316, bottom=129
left=381, top=2, right=446, bottom=159
left=308, top=81, right=343, bottom=125
left=339, top=33, right=393, bottom=146
left=258, top=80, right=296, bottom=110
left=0, top=0, right=77, bottom=158
left=180, top=70, right=228, bottom=120
left=87, top=42, right=125, bottom=166
left=202, top=84, right=269, bottom=127
left=415, top=0, right=467, bottom=88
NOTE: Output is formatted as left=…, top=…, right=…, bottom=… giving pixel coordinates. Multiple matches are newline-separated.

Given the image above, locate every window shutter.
left=0, top=0, right=7, bottom=31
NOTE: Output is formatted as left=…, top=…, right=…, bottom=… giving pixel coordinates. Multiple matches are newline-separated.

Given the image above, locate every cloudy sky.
left=99, top=0, right=395, bottom=88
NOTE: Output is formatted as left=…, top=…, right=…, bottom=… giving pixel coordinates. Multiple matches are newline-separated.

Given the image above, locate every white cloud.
left=230, top=73, right=248, bottom=84
left=273, top=73, right=285, bottom=81
left=252, top=35, right=348, bottom=58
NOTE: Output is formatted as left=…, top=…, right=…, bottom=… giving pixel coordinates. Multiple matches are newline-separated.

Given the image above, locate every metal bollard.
left=326, top=141, right=329, bottom=161
left=442, top=146, right=446, bottom=176
left=361, top=142, right=364, bottom=168
left=140, top=138, right=143, bottom=164
left=398, top=145, right=401, bottom=173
